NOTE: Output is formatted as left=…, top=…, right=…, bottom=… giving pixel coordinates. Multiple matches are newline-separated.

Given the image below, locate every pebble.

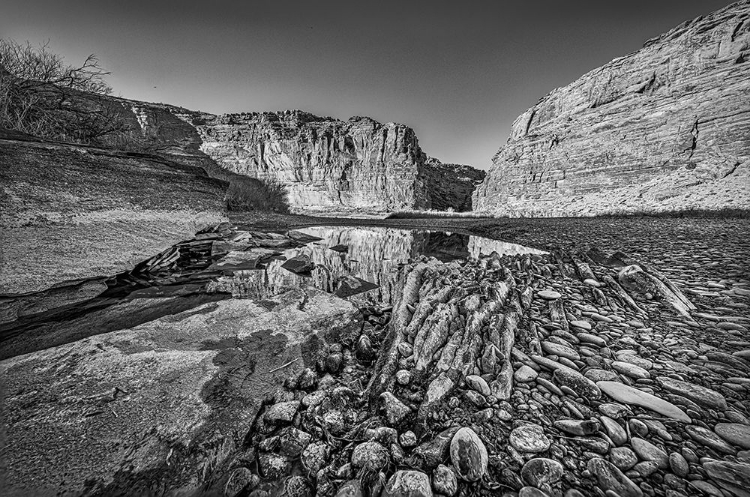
left=542, top=341, right=581, bottom=361
left=669, top=452, right=689, bottom=478
left=587, top=458, right=643, bottom=497
left=570, top=320, right=592, bottom=331
left=265, top=400, right=300, bottom=423
left=515, top=365, right=539, bottom=382
left=450, top=427, right=488, bottom=482
left=684, top=425, right=737, bottom=455
left=714, top=423, right=750, bottom=450
left=538, top=290, right=562, bottom=300
left=553, top=367, right=601, bottom=399
left=382, top=470, right=432, bottom=497
left=600, top=416, right=628, bottom=446
left=702, top=460, right=750, bottom=497
left=585, top=369, right=620, bottom=382
left=657, top=377, right=728, bottom=411
left=400, top=431, right=417, bottom=448
left=610, top=447, right=638, bottom=470
left=612, top=361, right=650, bottom=379
left=509, top=424, right=551, bottom=453
left=521, top=457, right=563, bottom=488
left=465, top=375, right=491, bottom=396
left=380, top=392, right=411, bottom=425
left=351, top=441, right=389, bottom=472
left=554, top=419, right=600, bottom=436
left=396, top=369, right=411, bottom=385
left=597, top=381, right=691, bottom=423
left=432, top=464, right=457, bottom=496
left=631, top=437, right=668, bottom=469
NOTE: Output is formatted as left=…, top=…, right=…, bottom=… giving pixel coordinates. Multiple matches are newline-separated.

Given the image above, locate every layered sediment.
left=474, top=1, right=750, bottom=216
left=0, top=131, right=227, bottom=295
left=195, top=111, right=482, bottom=212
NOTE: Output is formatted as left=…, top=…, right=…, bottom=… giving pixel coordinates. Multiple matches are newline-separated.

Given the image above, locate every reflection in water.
left=209, top=227, right=544, bottom=304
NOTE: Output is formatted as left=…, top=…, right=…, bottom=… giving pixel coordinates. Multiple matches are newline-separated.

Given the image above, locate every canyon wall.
left=193, top=111, right=482, bottom=212
left=474, top=1, right=750, bottom=216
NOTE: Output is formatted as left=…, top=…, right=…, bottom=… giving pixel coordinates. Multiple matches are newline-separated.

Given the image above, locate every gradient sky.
left=1, top=0, right=734, bottom=169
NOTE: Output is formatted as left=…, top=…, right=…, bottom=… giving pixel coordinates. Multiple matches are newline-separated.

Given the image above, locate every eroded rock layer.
left=474, top=1, right=750, bottom=216
left=195, top=111, right=482, bottom=212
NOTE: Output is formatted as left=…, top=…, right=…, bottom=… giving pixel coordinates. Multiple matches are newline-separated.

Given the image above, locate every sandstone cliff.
left=474, top=1, right=750, bottom=216
left=0, top=130, right=227, bottom=295
left=194, top=111, right=482, bottom=212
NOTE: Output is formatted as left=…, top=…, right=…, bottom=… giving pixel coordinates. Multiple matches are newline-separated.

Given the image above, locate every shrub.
left=226, top=176, right=290, bottom=213
left=0, top=39, right=125, bottom=143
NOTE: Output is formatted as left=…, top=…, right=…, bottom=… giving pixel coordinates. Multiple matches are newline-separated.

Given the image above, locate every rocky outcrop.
left=423, top=158, right=485, bottom=211
left=194, top=111, right=482, bottom=212
left=0, top=130, right=227, bottom=295
left=474, top=1, right=750, bottom=216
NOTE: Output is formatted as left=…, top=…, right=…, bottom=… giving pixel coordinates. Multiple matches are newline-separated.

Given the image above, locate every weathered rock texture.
left=474, top=1, right=750, bottom=216
left=195, top=111, right=483, bottom=212
left=0, top=131, right=228, bottom=294
left=0, top=287, right=359, bottom=495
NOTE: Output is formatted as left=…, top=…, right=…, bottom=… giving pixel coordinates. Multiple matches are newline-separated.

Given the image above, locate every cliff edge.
left=474, top=1, right=750, bottom=216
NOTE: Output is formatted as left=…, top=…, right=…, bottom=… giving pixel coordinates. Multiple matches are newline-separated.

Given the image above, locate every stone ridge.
left=474, top=0, right=750, bottom=216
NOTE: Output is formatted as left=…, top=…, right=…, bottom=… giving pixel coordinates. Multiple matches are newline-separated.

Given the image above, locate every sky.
left=0, top=0, right=735, bottom=169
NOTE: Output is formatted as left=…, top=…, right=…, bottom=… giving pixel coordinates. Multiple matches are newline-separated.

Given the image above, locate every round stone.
left=609, top=447, right=638, bottom=470
left=521, top=457, right=563, bottom=487
left=351, top=441, right=389, bottom=472
left=399, top=431, right=417, bottom=448
left=538, top=290, right=562, bottom=300
left=509, top=423, right=551, bottom=453
left=382, top=470, right=432, bottom=497
left=432, top=464, right=457, bottom=496
left=669, top=452, right=689, bottom=478
left=396, top=369, right=411, bottom=385
left=515, top=365, right=539, bottom=382
left=450, top=427, right=488, bottom=481
left=631, top=438, right=668, bottom=469
left=570, top=320, right=592, bottom=331
left=600, top=416, right=628, bottom=446
left=685, top=425, right=737, bottom=455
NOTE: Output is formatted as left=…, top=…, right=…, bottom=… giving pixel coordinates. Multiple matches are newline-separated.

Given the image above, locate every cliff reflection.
left=209, top=227, right=544, bottom=304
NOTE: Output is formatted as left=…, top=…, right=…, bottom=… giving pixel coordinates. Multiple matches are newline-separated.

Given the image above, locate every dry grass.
left=386, top=209, right=493, bottom=220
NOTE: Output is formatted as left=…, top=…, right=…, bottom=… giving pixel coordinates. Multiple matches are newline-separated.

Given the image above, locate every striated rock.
left=196, top=111, right=483, bottom=212
left=474, top=2, right=750, bottom=216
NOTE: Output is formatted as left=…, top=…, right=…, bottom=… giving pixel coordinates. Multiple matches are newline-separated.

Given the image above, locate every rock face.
left=474, top=1, right=750, bottom=216
left=195, top=111, right=483, bottom=212
left=0, top=130, right=227, bottom=295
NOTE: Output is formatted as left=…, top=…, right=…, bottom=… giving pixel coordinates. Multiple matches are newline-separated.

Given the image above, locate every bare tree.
left=0, top=39, right=125, bottom=143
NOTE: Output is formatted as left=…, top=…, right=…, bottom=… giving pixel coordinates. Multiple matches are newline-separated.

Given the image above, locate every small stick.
left=267, top=357, right=300, bottom=373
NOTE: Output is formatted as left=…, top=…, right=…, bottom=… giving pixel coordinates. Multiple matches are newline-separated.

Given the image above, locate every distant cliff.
left=193, top=111, right=483, bottom=212
left=474, top=1, right=750, bottom=216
